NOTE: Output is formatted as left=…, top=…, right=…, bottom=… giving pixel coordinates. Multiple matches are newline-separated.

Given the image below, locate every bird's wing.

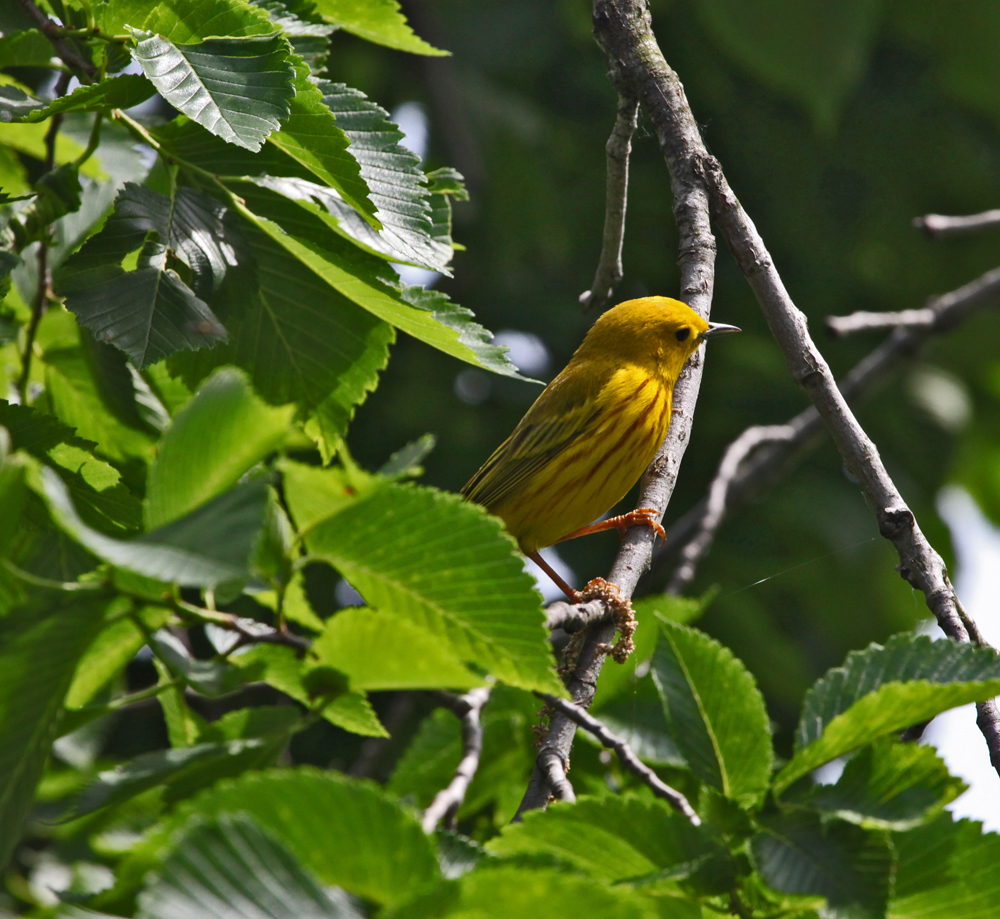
left=461, top=371, right=602, bottom=509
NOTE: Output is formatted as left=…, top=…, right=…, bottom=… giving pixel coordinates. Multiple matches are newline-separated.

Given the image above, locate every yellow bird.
left=462, top=296, right=739, bottom=601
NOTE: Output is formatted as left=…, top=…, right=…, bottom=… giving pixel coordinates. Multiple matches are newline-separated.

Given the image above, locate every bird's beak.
left=700, top=322, right=741, bottom=340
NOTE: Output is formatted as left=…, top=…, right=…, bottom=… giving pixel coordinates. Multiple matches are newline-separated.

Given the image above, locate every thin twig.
left=421, top=687, right=492, bottom=833
left=16, top=76, right=69, bottom=405
left=580, top=89, right=638, bottom=311
left=515, top=0, right=718, bottom=818
left=171, top=597, right=311, bottom=652
left=653, top=261, right=1000, bottom=580
left=667, top=425, right=794, bottom=594
left=540, top=693, right=700, bottom=824
left=914, top=209, right=1000, bottom=239
left=544, top=598, right=611, bottom=633
left=700, top=157, right=1000, bottom=777
left=826, top=308, right=935, bottom=338
left=16, top=0, right=98, bottom=79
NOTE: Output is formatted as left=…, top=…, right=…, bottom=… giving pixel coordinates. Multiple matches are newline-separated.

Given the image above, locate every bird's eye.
left=675, top=327, right=691, bottom=342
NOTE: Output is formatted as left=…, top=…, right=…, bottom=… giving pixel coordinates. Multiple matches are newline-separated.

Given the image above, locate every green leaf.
left=226, top=183, right=524, bottom=379
left=695, top=0, right=882, bottom=132
left=292, top=474, right=561, bottom=694
left=99, top=0, right=278, bottom=42
left=169, top=213, right=393, bottom=426
left=250, top=0, right=336, bottom=74
left=1, top=75, right=155, bottom=123
left=776, top=633, right=1000, bottom=791
left=231, top=644, right=388, bottom=737
left=488, top=794, right=732, bottom=891
left=36, top=463, right=270, bottom=587
left=0, top=593, right=108, bottom=872
left=150, top=629, right=244, bottom=697
left=378, top=433, right=436, bottom=479
left=786, top=737, right=966, bottom=831
left=129, top=31, right=295, bottom=152
left=445, top=865, right=658, bottom=919
left=56, top=183, right=231, bottom=368
left=651, top=618, right=772, bottom=804
left=0, top=29, right=55, bottom=68
left=65, top=605, right=172, bottom=710
left=129, top=769, right=440, bottom=907
left=145, top=367, right=293, bottom=529
left=137, top=814, right=363, bottom=919
left=752, top=811, right=891, bottom=919
left=76, top=739, right=278, bottom=816
left=267, top=63, right=377, bottom=226
left=311, top=607, right=483, bottom=691
left=312, top=0, right=447, bottom=56
left=890, top=815, right=1000, bottom=918
left=587, top=673, right=685, bottom=766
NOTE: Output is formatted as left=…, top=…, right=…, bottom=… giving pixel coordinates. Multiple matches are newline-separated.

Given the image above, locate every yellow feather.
left=462, top=297, right=714, bottom=554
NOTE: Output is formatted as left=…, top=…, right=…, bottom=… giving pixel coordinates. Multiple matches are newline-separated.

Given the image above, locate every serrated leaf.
left=145, top=367, right=293, bottom=529
left=56, top=183, right=232, bottom=368
left=488, top=795, right=733, bottom=892
left=250, top=0, right=336, bottom=74
left=225, top=183, right=524, bottom=377
left=752, top=811, right=891, bottom=919
left=787, top=738, right=965, bottom=831
left=129, top=31, right=295, bottom=152
left=777, top=633, right=1000, bottom=791
left=137, top=814, right=363, bottom=919
left=1, top=75, right=155, bottom=124
left=289, top=473, right=561, bottom=694
left=0, top=593, right=108, bottom=872
left=311, top=607, right=483, bottom=691
left=651, top=618, right=772, bottom=804
left=169, top=214, right=393, bottom=426
left=100, top=0, right=278, bottom=42
left=312, top=0, right=447, bottom=56
left=890, top=814, right=1000, bottom=918
left=231, top=644, right=387, bottom=737
left=36, top=463, right=269, bottom=587
left=122, top=769, right=440, bottom=907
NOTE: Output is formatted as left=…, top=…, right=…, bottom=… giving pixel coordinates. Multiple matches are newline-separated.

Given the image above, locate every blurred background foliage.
left=338, top=0, right=1000, bottom=744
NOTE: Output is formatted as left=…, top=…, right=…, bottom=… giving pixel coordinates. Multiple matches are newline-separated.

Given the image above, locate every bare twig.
left=540, top=693, right=700, bottom=824
left=700, top=159, right=1000, bottom=776
left=422, top=687, right=492, bottom=833
left=538, top=751, right=576, bottom=803
left=544, top=598, right=611, bottom=633
left=653, top=261, right=1000, bottom=582
left=16, top=0, right=98, bottom=79
left=826, top=308, right=935, bottom=338
left=667, top=425, right=794, bottom=595
left=580, top=89, right=638, bottom=311
left=171, top=597, right=312, bottom=653
left=515, top=0, right=718, bottom=817
left=915, top=209, right=1000, bottom=239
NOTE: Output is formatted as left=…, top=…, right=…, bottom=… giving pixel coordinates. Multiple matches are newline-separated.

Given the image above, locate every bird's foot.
left=580, top=577, right=636, bottom=663
left=610, top=508, right=666, bottom=545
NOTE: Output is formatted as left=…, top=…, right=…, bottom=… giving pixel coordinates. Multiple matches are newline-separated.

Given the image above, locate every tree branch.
left=580, top=88, right=638, bottom=311
left=422, top=687, right=492, bottom=834
left=915, top=209, right=1000, bottom=239
left=17, top=0, right=98, bottom=79
left=653, top=261, right=1000, bottom=585
left=544, top=598, right=611, bottom=633
left=515, top=0, right=718, bottom=817
left=700, top=157, right=1000, bottom=777
left=825, top=308, right=935, bottom=338
left=539, top=693, right=700, bottom=824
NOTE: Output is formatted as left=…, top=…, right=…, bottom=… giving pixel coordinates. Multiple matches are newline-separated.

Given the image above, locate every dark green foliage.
left=2, top=1, right=1000, bottom=916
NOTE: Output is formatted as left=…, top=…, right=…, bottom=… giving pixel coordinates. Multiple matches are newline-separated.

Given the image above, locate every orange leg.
left=553, top=507, right=665, bottom=547
left=527, top=551, right=581, bottom=603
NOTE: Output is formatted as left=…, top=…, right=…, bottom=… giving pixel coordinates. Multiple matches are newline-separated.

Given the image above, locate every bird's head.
left=580, top=296, right=740, bottom=379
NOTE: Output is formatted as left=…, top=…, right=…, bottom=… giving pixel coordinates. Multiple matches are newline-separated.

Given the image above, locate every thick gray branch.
left=654, top=261, right=1000, bottom=582
left=915, top=209, right=1000, bottom=239
left=701, top=159, right=1000, bottom=775
left=421, top=687, right=491, bottom=833
left=540, top=693, right=700, bottom=823
left=515, top=0, right=718, bottom=817
left=580, top=90, right=638, bottom=311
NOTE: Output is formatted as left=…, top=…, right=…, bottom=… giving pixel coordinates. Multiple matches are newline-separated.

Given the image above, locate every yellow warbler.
left=462, top=296, right=739, bottom=600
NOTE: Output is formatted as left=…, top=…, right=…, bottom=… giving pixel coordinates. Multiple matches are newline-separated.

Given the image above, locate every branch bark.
left=422, top=687, right=492, bottom=833
left=515, top=0, right=718, bottom=817
left=654, top=261, right=1000, bottom=586
left=825, top=308, right=935, bottom=338
left=539, top=693, right=700, bottom=823
left=915, top=209, right=1000, bottom=239
left=580, top=89, right=638, bottom=311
